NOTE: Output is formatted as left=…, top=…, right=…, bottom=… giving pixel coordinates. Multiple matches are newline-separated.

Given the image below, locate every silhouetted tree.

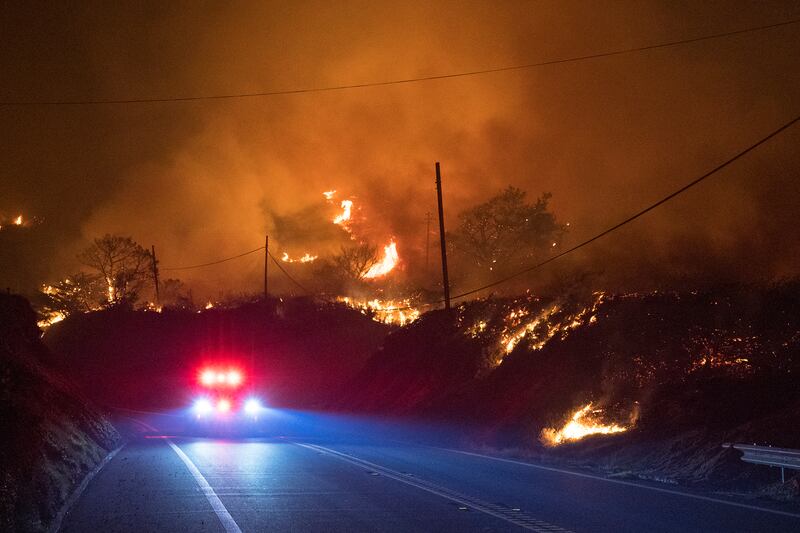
left=78, top=234, right=152, bottom=305
left=160, top=278, right=193, bottom=310
left=333, top=243, right=379, bottom=281
left=452, top=187, right=565, bottom=274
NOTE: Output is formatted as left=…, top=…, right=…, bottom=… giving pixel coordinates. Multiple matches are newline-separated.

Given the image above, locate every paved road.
left=60, top=412, right=800, bottom=532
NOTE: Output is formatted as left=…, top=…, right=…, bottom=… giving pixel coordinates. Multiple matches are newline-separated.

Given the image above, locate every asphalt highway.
left=59, top=411, right=800, bottom=532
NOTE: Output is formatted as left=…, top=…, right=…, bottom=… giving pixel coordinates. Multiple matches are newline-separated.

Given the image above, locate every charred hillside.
left=0, top=294, right=120, bottom=532
left=42, top=298, right=390, bottom=410
left=336, top=284, right=800, bottom=492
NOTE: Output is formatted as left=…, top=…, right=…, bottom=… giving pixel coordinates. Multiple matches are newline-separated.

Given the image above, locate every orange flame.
left=540, top=403, right=629, bottom=446
left=364, top=240, right=399, bottom=279
left=14, top=215, right=23, bottom=225
left=281, top=252, right=318, bottom=263
left=334, top=199, right=353, bottom=226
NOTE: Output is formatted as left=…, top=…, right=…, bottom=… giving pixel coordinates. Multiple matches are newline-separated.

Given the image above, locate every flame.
left=37, top=311, right=65, bottom=329
left=541, top=403, right=629, bottom=446
left=499, top=292, right=605, bottom=356
left=334, top=199, right=353, bottom=226
left=281, top=252, right=318, bottom=263
left=323, top=190, right=336, bottom=200
left=204, top=301, right=214, bottom=310
left=337, top=296, right=420, bottom=326
left=14, top=215, right=23, bottom=225
left=364, top=240, right=399, bottom=279
left=144, top=302, right=163, bottom=313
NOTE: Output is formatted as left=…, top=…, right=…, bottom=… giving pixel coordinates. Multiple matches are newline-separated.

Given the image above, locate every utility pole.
left=264, top=235, right=269, bottom=303
left=425, top=211, right=431, bottom=273
left=435, top=162, right=451, bottom=310
left=150, top=245, right=160, bottom=305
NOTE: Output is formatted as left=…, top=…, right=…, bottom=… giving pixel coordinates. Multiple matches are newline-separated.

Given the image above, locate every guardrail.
left=722, top=443, right=800, bottom=483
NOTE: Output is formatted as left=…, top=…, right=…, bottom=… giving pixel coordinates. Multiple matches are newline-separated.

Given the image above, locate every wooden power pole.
left=264, top=235, right=269, bottom=303
left=150, top=245, right=160, bottom=305
left=435, top=162, right=451, bottom=310
left=425, top=211, right=431, bottom=272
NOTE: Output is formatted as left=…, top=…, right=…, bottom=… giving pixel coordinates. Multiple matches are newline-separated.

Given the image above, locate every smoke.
left=2, top=1, right=799, bottom=297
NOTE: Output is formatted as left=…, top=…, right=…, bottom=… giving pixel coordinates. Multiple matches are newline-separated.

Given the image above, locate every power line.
left=267, top=250, right=314, bottom=295
left=161, top=246, right=264, bottom=271
left=2, top=18, right=798, bottom=107
left=446, top=113, right=800, bottom=302
left=145, top=112, right=799, bottom=306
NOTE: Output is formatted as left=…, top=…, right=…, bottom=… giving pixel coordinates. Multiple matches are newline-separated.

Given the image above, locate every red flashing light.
left=199, top=367, right=244, bottom=388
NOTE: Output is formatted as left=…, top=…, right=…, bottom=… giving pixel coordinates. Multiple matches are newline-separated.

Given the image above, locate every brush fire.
left=336, top=296, right=420, bottom=326
left=281, top=252, right=318, bottom=263
left=364, top=240, right=399, bottom=279
left=463, top=292, right=606, bottom=367
left=541, top=403, right=630, bottom=446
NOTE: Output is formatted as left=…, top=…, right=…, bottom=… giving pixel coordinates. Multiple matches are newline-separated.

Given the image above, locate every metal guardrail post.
left=722, top=443, right=800, bottom=483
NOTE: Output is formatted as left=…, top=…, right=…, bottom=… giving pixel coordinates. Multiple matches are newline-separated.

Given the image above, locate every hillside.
left=0, top=294, right=120, bottom=532
left=42, top=298, right=390, bottom=410
left=336, top=284, right=800, bottom=495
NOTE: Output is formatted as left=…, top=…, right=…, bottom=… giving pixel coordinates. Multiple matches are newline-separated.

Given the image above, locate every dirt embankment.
left=0, top=294, right=120, bottom=532
left=42, top=298, right=390, bottom=410
left=335, top=284, right=800, bottom=497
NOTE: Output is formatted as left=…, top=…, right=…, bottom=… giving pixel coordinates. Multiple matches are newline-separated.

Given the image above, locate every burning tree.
left=452, top=187, right=565, bottom=279
left=333, top=243, right=380, bottom=281
left=78, top=234, right=153, bottom=305
left=39, top=273, right=106, bottom=315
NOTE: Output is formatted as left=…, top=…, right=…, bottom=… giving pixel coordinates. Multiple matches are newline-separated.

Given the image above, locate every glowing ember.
left=337, top=296, right=420, bottom=326
left=541, top=403, right=629, bottom=446
left=281, top=252, right=318, bottom=263
left=364, top=240, right=399, bottom=279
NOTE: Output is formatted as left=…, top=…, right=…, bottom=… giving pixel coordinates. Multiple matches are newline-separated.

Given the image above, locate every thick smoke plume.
left=2, top=1, right=799, bottom=298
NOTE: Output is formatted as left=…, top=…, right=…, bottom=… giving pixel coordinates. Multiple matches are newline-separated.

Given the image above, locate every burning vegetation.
left=540, top=402, right=631, bottom=447
left=336, top=296, right=420, bottom=326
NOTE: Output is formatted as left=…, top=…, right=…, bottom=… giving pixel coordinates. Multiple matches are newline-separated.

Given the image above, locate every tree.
left=314, top=243, right=379, bottom=293
left=38, top=272, right=106, bottom=316
left=333, top=243, right=379, bottom=281
left=160, top=278, right=193, bottom=310
left=452, top=187, right=565, bottom=273
left=78, top=234, right=152, bottom=305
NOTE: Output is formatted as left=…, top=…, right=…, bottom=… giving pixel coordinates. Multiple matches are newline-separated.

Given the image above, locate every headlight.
left=244, top=398, right=262, bottom=416
left=194, top=398, right=213, bottom=417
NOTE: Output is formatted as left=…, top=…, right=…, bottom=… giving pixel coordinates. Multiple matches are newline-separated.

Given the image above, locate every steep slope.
left=0, top=294, right=120, bottom=532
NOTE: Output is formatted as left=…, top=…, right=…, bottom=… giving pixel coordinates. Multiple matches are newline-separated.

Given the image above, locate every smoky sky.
left=2, top=1, right=800, bottom=297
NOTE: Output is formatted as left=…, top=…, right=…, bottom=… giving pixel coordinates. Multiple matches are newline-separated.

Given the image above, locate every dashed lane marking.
left=167, top=439, right=243, bottom=533
left=295, top=442, right=572, bottom=533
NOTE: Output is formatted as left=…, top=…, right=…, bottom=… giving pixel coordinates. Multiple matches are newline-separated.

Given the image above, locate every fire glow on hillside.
left=337, top=296, right=420, bottom=326
left=464, top=292, right=607, bottom=367
left=540, top=403, right=630, bottom=446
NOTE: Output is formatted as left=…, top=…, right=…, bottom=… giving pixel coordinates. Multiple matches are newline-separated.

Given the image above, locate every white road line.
left=296, top=442, right=571, bottom=532
left=436, top=447, right=800, bottom=520
left=167, top=440, right=243, bottom=533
